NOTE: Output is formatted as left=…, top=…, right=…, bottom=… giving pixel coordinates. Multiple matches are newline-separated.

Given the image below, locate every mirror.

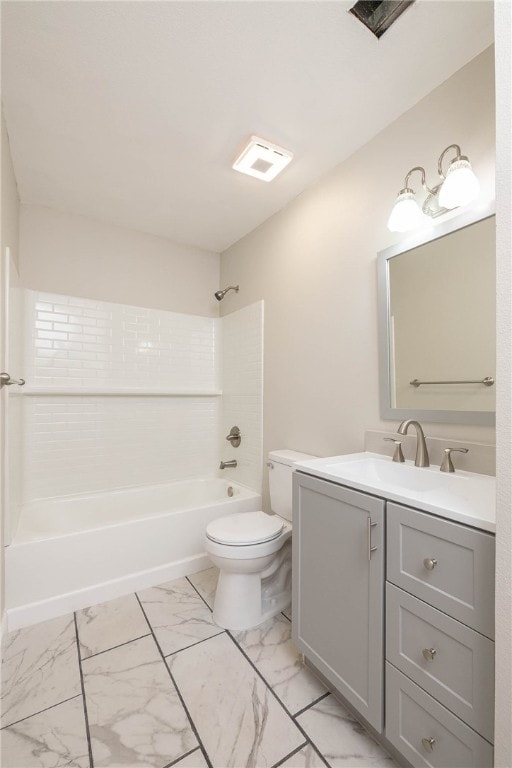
left=378, top=205, right=496, bottom=425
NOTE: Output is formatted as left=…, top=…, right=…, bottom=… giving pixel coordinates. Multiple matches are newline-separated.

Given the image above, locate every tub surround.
left=12, top=290, right=263, bottom=504
left=4, top=291, right=264, bottom=631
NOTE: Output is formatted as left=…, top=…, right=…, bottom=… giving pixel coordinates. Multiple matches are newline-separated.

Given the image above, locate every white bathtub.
left=6, top=478, right=261, bottom=630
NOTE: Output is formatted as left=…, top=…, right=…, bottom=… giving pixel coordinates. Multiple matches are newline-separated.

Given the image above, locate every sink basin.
left=294, top=452, right=496, bottom=531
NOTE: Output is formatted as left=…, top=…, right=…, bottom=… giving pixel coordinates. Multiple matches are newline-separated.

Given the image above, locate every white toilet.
left=205, top=449, right=316, bottom=630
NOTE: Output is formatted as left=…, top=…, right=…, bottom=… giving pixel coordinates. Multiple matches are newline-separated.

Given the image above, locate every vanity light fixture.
left=387, top=144, right=480, bottom=232
left=232, top=136, right=293, bottom=182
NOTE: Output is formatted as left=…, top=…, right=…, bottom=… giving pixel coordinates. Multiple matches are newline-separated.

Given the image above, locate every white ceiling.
left=2, top=1, right=494, bottom=253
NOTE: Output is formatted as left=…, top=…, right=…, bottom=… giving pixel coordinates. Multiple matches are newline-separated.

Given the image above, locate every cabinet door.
left=292, top=472, right=385, bottom=732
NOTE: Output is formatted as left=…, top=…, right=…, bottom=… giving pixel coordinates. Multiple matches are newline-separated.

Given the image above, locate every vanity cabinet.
left=292, top=472, right=385, bottom=732
left=292, top=472, right=495, bottom=768
left=385, top=503, right=495, bottom=766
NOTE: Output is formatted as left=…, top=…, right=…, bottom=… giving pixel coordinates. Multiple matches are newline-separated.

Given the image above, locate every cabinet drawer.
left=386, top=663, right=493, bottom=768
left=386, top=583, right=494, bottom=741
left=387, top=503, right=495, bottom=638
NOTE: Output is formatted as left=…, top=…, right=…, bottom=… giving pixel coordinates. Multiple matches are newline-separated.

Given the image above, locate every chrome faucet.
left=397, top=420, right=430, bottom=467
left=219, top=460, right=237, bottom=470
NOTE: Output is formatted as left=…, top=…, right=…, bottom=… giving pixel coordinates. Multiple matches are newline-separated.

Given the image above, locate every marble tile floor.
left=1, top=567, right=397, bottom=768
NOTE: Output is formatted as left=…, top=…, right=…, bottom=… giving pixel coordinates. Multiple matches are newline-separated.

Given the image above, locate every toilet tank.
left=268, top=449, right=317, bottom=521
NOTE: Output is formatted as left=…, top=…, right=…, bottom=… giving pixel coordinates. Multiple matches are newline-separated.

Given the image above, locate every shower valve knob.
left=225, top=426, right=241, bottom=447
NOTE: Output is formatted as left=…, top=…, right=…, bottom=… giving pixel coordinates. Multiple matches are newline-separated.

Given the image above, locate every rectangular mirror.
left=378, top=204, right=496, bottom=425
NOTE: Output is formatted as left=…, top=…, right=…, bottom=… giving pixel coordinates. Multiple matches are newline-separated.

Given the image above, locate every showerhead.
left=214, top=285, right=239, bottom=301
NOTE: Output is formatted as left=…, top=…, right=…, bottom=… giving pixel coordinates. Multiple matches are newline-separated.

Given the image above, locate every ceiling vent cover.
left=232, top=136, right=293, bottom=182
left=349, top=0, right=414, bottom=39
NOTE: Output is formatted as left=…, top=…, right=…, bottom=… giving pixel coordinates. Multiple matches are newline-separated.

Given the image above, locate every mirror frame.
left=377, top=201, right=496, bottom=426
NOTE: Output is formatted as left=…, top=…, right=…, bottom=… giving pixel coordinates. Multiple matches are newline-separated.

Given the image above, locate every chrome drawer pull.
left=422, top=647, right=437, bottom=662
left=423, top=557, right=438, bottom=571
left=421, top=737, right=436, bottom=753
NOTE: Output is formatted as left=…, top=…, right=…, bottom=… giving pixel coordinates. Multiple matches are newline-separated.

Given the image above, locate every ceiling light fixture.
left=232, top=136, right=293, bottom=182
left=387, top=144, right=480, bottom=233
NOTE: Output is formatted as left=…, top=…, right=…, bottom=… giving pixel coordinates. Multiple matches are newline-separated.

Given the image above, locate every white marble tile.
left=138, top=577, right=221, bottom=656
left=282, top=606, right=292, bottom=621
left=186, top=568, right=218, bottom=611
left=1, top=696, right=89, bottom=768
left=82, top=634, right=197, bottom=767
left=233, top=615, right=326, bottom=715
left=297, top=695, right=397, bottom=768
left=279, top=743, right=327, bottom=768
left=76, top=593, right=149, bottom=659
left=171, top=748, right=209, bottom=767
left=168, top=632, right=304, bottom=768
left=1, top=614, right=81, bottom=728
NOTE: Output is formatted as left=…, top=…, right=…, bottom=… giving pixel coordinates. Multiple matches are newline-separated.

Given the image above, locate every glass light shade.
left=438, top=158, right=480, bottom=209
left=387, top=191, right=427, bottom=232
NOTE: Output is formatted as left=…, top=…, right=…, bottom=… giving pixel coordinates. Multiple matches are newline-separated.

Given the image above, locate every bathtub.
left=6, top=478, right=261, bottom=630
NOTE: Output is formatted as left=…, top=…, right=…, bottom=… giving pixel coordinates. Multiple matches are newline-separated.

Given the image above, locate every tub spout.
left=220, top=460, right=237, bottom=469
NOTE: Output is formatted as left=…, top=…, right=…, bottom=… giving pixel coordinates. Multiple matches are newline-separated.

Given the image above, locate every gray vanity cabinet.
left=386, top=503, right=495, bottom=766
left=292, top=472, right=385, bottom=733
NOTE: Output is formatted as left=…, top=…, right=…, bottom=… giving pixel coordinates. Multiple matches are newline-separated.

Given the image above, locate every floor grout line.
left=163, top=745, right=201, bottom=768
left=0, top=694, right=83, bottom=732
left=80, top=633, right=151, bottom=661
left=185, top=575, right=214, bottom=613
left=293, top=690, right=331, bottom=719
left=225, top=630, right=331, bottom=768
left=163, top=631, right=226, bottom=658
left=281, top=611, right=292, bottom=623
left=134, top=592, right=214, bottom=768
left=270, top=740, right=309, bottom=768
left=73, top=612, right=95, bottom=768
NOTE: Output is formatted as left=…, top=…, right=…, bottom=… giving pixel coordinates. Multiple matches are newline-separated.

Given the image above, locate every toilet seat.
left=206, top=511, right=284, bottom=546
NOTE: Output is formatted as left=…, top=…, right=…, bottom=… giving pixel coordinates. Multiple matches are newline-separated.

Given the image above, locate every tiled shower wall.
left=23, top=397, right=220, bottom=500
left=220, top=302, right=264, bottom=492
left=16, top=291, right=262, bottom=505
left=24, top=291, right=220, bottom=391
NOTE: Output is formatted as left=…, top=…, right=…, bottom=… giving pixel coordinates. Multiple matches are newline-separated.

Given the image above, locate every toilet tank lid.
left=268, top=449, right=317, bottom=467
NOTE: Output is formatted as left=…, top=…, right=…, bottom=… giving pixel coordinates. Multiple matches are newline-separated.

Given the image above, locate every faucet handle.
left=440, top=447, right=469, bottom=473
left=383, top=438, right=405, bottom=463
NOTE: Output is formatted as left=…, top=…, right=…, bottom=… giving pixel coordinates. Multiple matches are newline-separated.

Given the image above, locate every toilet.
left=205, top=449, right=316, bottom=630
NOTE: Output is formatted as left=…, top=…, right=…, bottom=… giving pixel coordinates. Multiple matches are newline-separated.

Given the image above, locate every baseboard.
left=6, top=553, right=212, bottom=631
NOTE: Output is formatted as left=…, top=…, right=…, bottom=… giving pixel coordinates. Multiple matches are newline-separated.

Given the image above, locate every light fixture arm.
left=388, top=142, right=479, bottom=233
left=438, top=143, right=463, bottom=179
left=403, top=166, right=437, bottom=196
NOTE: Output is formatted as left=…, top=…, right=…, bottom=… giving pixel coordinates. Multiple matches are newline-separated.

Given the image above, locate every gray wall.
left=220, top=47, right=496, bottom=509
left=20, top=204, right=221, bottom=316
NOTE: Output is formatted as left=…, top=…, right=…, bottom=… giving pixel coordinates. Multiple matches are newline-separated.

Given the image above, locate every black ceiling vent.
left=349, top=1, right=415, bottom=39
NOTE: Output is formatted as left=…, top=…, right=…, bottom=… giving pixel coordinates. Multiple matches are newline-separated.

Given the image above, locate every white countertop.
left=294, top=452, right=496, bottom=533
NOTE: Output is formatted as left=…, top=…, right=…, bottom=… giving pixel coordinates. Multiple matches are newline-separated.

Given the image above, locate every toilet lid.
left=206, top=511, right=284, bottom=546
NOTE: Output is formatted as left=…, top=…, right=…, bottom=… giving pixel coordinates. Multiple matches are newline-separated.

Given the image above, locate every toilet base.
left=213, top=571, right=263, bottom=630
left=212, top=541, right=292, bottom=630
left=213, top=571, right=291, bottom=630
